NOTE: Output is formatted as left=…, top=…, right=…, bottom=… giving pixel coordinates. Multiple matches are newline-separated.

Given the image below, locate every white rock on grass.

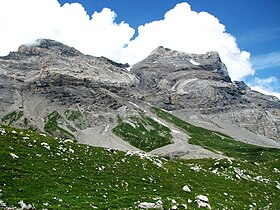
left=0, top=199, right=7, bottom=207
left=18, top=200, right=34, bottom=209
left=41, top=142, right=50, bottom=150
left=254, top=176, right=270, bottom=183
left=10, top=153, right=19, bottom=159
left=138, top=200, right=163, bottom=209
left=273, top=168, right=280, bottom=173
left=0, top=128, right=6, bottom=135
left=69, top=148, right=74, bottom=154
left=197, top=195, right=209, bottom=203
left=196, top=195, right=211, bottom=209
left=180, top=204, right=188, bottom=209
left=183, top=185, right=191, bottom=192
left=171, top=199, right=177, bottom=204
left=276, top=181, right=280, bottom=190
left=190, top=165, right=202, bottom=172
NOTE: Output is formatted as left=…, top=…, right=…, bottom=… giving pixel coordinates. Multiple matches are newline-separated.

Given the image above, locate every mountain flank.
left=0, top=39, right=280, bottom=209
left=0, top=39, right=279, bottom=158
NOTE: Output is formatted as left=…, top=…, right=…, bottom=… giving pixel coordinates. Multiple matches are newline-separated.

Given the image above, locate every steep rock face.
left=0, top=39, right=138, bottom=113
left=131, top=47, right=280, bottom=140
left=1, top=39, right=137, bottom=87
left=0, top=39, right=139, bottom=145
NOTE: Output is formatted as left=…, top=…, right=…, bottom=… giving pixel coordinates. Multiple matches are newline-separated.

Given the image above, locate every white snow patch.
left=190, top=59, right=200, bottom=66
left=152, top=117, right=168, bottom=127
left=129, top=101, right=140, bottom=108
left=152, top=116, right=180, bottom=133
left=171, top=129, right=180, bottom=134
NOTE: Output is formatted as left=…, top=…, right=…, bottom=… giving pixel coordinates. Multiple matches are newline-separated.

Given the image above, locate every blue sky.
left=0, top=0, right=279, bottom=97
left=58, top=0, right=280, bottom=96
left=56, top=0, right=280, bottom=53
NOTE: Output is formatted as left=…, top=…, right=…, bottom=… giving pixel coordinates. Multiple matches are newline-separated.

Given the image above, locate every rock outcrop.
left=131, top=46, right=280, bottom=140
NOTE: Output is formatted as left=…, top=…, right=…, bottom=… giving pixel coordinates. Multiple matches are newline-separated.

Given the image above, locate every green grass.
left=112, top=114, right=172, bottom=152
left=1, top=111, right=37, bottom=131
left=1, top=111, right=24, bottom=126
left=0, top=125, right=279, bottom=209
left=151, top=107, right=280, bottom=162
left=64, top=109, right=89, bottom=130
left=44, top=111, right=75, bottom=140
left=64, top=110, right=82, bottom=121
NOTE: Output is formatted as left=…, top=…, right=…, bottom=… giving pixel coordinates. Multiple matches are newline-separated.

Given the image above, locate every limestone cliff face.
left=0, top=39, right=279, bottom=144
left=0, top=39, right=138, bottom=141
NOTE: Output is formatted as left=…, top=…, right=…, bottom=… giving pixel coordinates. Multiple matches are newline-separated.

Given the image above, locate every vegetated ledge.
left=112, top=114, right=173, bottom=152
left=150, top=106, right=280, bottom=162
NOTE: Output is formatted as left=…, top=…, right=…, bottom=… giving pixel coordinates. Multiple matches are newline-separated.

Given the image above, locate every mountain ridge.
left=0, top=39, right=279, bottom=158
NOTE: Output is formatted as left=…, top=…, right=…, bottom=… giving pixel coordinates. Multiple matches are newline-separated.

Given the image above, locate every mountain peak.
left=17, top=39, right=82, bottom=57
left=149, top=46, right=172, bottom=56
left=135, top=46, right=230, bottom=82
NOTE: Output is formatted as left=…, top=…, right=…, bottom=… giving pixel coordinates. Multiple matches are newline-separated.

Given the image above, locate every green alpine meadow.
left=1, top=113, right=280, bottom=209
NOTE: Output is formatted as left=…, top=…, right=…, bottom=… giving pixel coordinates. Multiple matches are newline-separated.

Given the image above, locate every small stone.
left=183, top=185, right=191, bottom=192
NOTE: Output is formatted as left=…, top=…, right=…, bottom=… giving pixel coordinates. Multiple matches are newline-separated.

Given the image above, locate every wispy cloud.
left=238, top=27, right=280, bottom=46
left=250, top=86, right=280, bottom=99
left=247, top=76, right=280, bottom=99
left=251, top=51, right=280, bottom=70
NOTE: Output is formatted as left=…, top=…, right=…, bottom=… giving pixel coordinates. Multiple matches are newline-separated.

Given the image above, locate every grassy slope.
left=1, top=111, right=24, bottom=126
left=44, top=111, right=75, bottom=140
left=112, top=114, right=172, bottom=152
left=151, top=107, right=280, bottom=162
left=1, top=125, right=280, bottom=209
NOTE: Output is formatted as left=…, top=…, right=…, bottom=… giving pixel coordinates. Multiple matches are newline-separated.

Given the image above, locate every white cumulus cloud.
left=120, top=3, right=254, bottom=81
left=0, top=1, right=254, bottom=81
left=0, top=0, right=134, bottom=60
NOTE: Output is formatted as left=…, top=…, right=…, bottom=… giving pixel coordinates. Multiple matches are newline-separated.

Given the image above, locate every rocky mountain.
left=0, top=39, right=279, bottom=159
left=131, top=46, right=280, bottom=140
